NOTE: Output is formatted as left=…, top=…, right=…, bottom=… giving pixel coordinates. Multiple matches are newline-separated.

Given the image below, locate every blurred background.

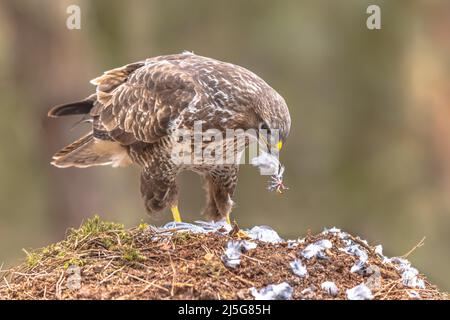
left=0, top=0, right=449, bottom=290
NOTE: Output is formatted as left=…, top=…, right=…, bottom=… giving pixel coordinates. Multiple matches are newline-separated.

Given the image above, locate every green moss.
left=172, top=232, right=194, bottom=245
left=199, top=256, right=225, bottom=278
left=138, top=221, right=149, bottom=232
left=41, top=243, right=66, bottom=258
left=101, top=238, right=114, bottom=249
left=63, top=258, right=85, bottom=269
left=65, top=215, right=126, bottom=249
left=122, top=247, right=145, bottom=262
left=23, top=249, right=40, bottom=268
left=71, top=215, right=124, bottom=237
left=56, top=250, right=67, bottom=258
left=118, top=230, right=132, bottom=244
left=20, top=216, right=149, bottom=271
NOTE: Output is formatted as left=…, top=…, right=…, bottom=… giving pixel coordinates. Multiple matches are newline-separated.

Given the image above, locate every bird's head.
left=258, top=120, right=289, bottom=155
left=257, top=93, right=291, bottom=154
left=251, top=90, right=291, bottom=193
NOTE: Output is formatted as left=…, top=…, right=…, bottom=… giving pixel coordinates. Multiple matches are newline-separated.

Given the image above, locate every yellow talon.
left=235, top=229, right=251, bottom=239
left=226, top=213, right=251, bottom=239
left=171, top=205, right=182, bottom=222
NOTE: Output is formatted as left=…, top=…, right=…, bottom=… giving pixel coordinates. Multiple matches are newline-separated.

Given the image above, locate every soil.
left=0, top=216, right=447, bottom=300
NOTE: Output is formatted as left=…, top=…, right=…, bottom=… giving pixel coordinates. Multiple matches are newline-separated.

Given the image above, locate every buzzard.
left=48, top=52, right=291, bottom=224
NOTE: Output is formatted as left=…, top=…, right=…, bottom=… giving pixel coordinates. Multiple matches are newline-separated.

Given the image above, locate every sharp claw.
left=234, top=229, right=251, bottom=240
left=228, top=220, right=250, bottom=239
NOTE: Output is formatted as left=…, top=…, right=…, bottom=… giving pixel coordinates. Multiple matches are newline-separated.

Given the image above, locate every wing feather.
left=89, top=53, right=269, bottom=146
left=93, top=60, right=198, bottom=144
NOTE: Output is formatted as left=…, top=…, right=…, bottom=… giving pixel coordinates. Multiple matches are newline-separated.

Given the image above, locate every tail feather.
left=48, top=98, right=94, bottom=118
left=52, top=133, right=92, bottom=159
left=51, top=134, right=132, bottom=168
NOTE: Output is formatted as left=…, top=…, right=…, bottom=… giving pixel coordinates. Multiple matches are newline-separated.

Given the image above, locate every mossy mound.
left=0, top=216, right=447, bottom=300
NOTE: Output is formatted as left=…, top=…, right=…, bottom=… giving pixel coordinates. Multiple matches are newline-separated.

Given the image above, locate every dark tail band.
left=48, top=99, right=94, bottom=118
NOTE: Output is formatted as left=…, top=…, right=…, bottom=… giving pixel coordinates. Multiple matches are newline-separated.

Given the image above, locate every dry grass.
left=0, top=216, right=447, bottom=300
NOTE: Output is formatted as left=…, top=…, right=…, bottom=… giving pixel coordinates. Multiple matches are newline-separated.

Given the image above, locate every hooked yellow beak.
left=259, top=133, right=283, bottom=152
left=277, top=141, right=283, bottom=151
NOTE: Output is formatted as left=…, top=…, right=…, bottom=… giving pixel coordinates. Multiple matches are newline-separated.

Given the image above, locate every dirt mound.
left=0, top=216, right=447, bottom=300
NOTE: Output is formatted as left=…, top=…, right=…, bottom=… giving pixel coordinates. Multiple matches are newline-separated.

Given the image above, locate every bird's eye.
left=258, top=122, right=274, bottom=153
left=260, top=122, right=271, bottom=135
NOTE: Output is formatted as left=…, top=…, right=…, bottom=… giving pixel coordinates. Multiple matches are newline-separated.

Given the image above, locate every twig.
left=401, top=236, right=426, bottom=259
left=135, top=281, right=160, bottom=296
left=168, top=253, right=176, bottom=296
left=101, top=257, right=115, bottom=272
left=225, top=269, right=255, bottom=287
left=240, top=254, right=265, bottom=264
left=55, top=271, right=65, bottom=299
left=349, top=235, right=374, bottom=254
left=380, top=281, right=400, bottom=300
left=99, top=266, right=125, bottom=285
left=13, top=271, right=49, bottom=278
left=127, top=274, right=169, bottom=293
left=3, top=277, right=12, bottom=291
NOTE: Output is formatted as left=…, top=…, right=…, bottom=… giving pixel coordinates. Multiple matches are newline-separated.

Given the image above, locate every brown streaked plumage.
left=48, top=52, right=291, bottom=221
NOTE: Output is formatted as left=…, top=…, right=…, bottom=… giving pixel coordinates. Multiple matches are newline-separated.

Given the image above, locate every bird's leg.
left=226, top=212, right=232, bottom=225
left=140, top=166, right=179, bottom=219
left=203, top=178, right=234, bottom=226
left=171, top=205, right=182, bottom=223
left=202, top=176, right=222, bottom=220
left=204, top=170, right=249, bottom=239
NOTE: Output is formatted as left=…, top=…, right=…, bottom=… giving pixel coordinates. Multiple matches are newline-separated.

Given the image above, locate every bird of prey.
left=48, top=52, right=291, bottom=224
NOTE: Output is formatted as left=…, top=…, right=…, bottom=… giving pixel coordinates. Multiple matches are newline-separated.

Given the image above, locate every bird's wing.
left=90, top=60, right=199, bottom=144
